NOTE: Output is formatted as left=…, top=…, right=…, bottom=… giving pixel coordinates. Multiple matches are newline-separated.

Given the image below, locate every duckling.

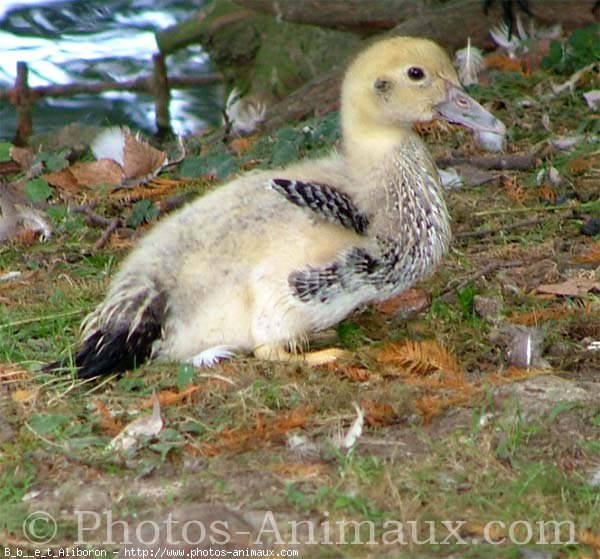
left=56, top=36, right=504, bottom=378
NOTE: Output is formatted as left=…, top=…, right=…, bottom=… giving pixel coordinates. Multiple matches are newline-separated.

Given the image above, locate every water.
left=0, top=0, right=224, bottom=141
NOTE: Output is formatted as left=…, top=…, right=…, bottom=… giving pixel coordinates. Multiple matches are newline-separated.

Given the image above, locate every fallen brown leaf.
left=45, top=159, right=124, bottom=194
left=568, top=154, right=599, bottom=175
left=71, top=159, right=125, bottom=187
left=122, top=129, right=167, bottom=179
left=110, top=393, right=163, bottom=451
left=536, top=277, right=600, bottom=297
left=229, top=135, right=257, bottom=155
left=571, top=242, right=600, bottom=265
left=502, top=176, right=529, bottom=204
left=359, top=399, right=396, bottom=426
left=375, top=288, right=429, bottom=316
left=0, top=364, right=30, bottom=382
left=202, top=406, right=313, bottom=456
left=578, top=530, right=600, bottom=556
left=11, top=388, right=37, bottom=404
left=138, top=385, right=203, bottom=409
left=319, top=363, right=379, bottom=382
left=485, top=52, right=527, bottom=73
left=10, top=146, right=34, bottom=169
left=272, top=462, right=330, bottom=479
left=93, top=399, right=123, bottom=436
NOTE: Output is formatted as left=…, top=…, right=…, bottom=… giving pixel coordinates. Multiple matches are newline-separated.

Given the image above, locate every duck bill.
left=434, top=82, right=505, bottom=134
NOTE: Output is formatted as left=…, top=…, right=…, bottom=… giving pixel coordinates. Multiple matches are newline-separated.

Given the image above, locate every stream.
left=0, top=0, right=223, bottom=141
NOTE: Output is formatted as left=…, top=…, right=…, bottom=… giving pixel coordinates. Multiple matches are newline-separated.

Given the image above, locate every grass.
left=1, top=40, right=599, bottom=557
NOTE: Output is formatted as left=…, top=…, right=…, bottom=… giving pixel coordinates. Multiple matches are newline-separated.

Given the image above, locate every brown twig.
left=68, top=203, right=113, bottom=228
left=157, top=192, right=197, bottom=214
left=439, top=259, right=543, bottom=299
left=436, top=153, right=537, bottom=171
left=456, top=210, right=576, bottom=240
left=93, top=217, right=124, bottom=251
left=456, top=217, right=545, bottom=239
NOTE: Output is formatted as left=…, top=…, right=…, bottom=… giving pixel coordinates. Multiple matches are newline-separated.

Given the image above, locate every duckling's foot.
left=254, top=344, right=350, bottom=365
left=190, top=345, right=237, bottom=368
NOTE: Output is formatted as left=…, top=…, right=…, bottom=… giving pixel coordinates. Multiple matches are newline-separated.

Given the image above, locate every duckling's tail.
left=47, top=276, right=166, bottom=378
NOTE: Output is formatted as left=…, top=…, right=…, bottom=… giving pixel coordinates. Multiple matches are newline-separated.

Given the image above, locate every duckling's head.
left=341, top=36, right=503, bottom=146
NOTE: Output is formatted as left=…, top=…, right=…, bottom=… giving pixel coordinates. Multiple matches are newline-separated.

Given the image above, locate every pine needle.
left=201, top=406, right=313, bottom=456
left=377, top=340, right=464, bottom=377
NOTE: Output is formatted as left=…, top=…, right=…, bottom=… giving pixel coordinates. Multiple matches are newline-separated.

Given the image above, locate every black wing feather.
left=270, top=178, right=369, bottom=235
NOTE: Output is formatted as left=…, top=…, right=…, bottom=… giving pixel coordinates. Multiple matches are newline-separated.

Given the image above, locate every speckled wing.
left=289, top=240, right=412, bottom=304
left=269, top=178, right=370, bottom=235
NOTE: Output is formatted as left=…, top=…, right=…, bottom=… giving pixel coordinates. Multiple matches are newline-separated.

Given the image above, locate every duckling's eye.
left=374, top=78, right=393, bottom=93
left=407, top=67, right=425, bottom=81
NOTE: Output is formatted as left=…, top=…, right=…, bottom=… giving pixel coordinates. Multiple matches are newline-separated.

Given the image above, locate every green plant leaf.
left=24, top=178, right=52, bottom=202
left=548, top=402, right=581, bottom=422
left=28, top=413, right=69, bottom=435
left=180, top=155, right=205, bottom=178
left=176, top=363, right=196, bottom=391
left=271, top=140, right=299, bottom=166
left=0, top=142, right=12, bottom=162
left=127, top=199, right=159, bottom=228
left=44, top=150, right=69, bottom=172
left=457, top=284, right=477, bottom=319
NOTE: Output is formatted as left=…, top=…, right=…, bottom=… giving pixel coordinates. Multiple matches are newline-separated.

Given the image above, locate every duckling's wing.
left=269, top=178, right=370, bottom=235
left=289, top=241, right=412, bottom=304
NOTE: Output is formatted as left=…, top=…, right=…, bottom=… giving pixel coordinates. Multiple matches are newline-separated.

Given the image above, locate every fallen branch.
left=437, top=153, right=537, bottom=171
left=439, top=259, right=543, bottom=299
left=93, top=217, right=124, bottom=251
left=455, top=213, right=572, bottom=239
left=473, top=199, right=599, bottom=216
left=68, top=203, right=113, bottom=228
left=0, top=73, right=222, bottom=102
left=0, top=309, right=84, bottom=330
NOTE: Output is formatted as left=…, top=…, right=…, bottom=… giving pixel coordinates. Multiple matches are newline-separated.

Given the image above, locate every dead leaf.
left=375, top=288, right=429, bottom=316
left=122, top=129, right=168, bottom=180
left=11, top=388, right=37, bottom=404
left=568, top=154, right=599, bottom=175
left=110, top=392, right=163, bottom=451
left=502, top=176, right=529, bottom=204
left=110, top=177, right=184, bottom=206
left=202, top=406, right=313, bottom=456
left=536, top=277, right=600, bottom=297
left=93, top=399, right=123, bottom=436
left=10, top=146, right=34, bottom=169
left=72, top=159, right=125, bottom=187
left=579, top=530, right=600, bottom=556
left=138, top=385, right=204, bottom=409
left=485, top=52, right=526, bottom=73
left=583, top=90, right=600, bottom=111
left=229, top=135, right=257, bottom=155
left=571, top=242, right=600, bottom=265
left=509, top=305, right=579, bottom=326
left=486, top=366, right=552, bottom=385
left=334, top=402, right=364, bottom=450
left=45, top=159, right=124, bottom=194
left=360, top=400, right=396, bottom=426
left=0, top=364, right=30, bottom=382
left=0, top=161, right=21, bottom=176
left=272, top=462, right=330, bottom=479
left=319, top=363, right=381, bottom=383
left=44, top=168, right=79, bottom=194
left=538, top=184, right=558, bottom=204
